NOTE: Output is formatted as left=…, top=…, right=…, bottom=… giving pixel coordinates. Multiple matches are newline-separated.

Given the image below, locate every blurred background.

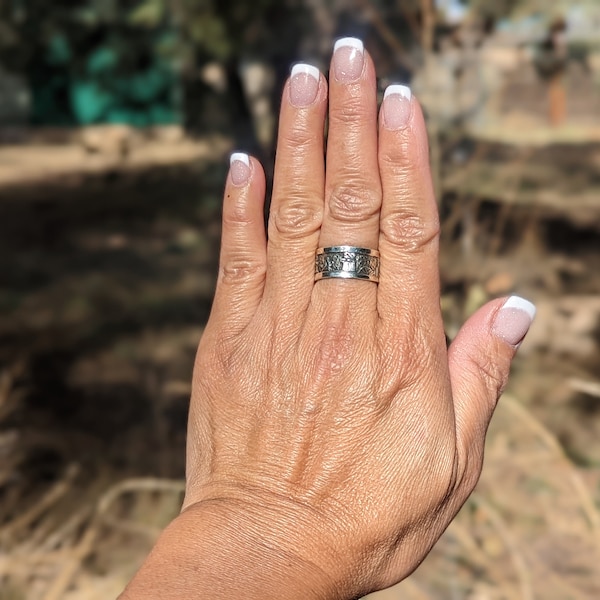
left=0, top=0, right=599, bottom=598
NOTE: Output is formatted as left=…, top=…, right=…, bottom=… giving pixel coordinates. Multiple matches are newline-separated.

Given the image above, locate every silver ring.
left=315, top=246, right=380, bottom=283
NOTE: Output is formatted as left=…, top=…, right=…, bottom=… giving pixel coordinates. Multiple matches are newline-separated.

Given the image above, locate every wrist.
left=120, top=495, right=347, bottom=600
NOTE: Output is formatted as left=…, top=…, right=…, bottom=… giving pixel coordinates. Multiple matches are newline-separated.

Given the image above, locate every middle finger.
left=315, top=38, right=382, bottom=304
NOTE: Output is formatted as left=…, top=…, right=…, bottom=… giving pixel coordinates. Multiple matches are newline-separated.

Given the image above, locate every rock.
left=79, top=124, right=134, bottom=158
left=485, top=272, right=515, bottom=296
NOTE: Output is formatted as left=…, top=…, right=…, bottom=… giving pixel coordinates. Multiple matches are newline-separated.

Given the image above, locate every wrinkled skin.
left=122, top=44, right=530, bottom=600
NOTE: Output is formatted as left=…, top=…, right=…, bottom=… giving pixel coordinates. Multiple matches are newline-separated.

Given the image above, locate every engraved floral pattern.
left=315, top=250, right=379, bottom=280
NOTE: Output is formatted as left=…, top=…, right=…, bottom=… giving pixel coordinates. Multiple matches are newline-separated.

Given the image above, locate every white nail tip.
left=291, top=63, right=320, bottom=81
left=502, top=296, right=536, bottom=320
left=384, top=84, right=412, bottom=100
left=334, top=37, right=364, bottom=53
left=230, top=152, right=250, bottom=167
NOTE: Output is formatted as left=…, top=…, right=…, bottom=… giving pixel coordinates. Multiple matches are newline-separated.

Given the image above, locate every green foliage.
left=70, top=79, right=113, bottom=123
left=0, top=0, right=189, bottom=124
left=185, top=9, right=230, bottom=61
left=0, top=0, right=586, bottom=79
left=87, top=46, right=118, bottom=74
left=47, top=34, right=72, bottom=66
left=0, top=0, right=290, bottom=77
left=3, top=0, right=571, bottom=126
left=128, top=0, right=166, bottom=27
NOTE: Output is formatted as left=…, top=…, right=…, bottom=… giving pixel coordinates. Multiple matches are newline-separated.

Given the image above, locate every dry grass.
left=0, top=361, right=186, bottom=600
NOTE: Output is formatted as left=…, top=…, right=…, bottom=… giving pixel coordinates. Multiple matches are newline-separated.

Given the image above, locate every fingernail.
left=333, top=37, right=364, bottom=83
left=290, top=63, right=320, bottom=107
left=383, top=85, right=413, bottom=130
left=492, top=296, right=536, bottom=347
left=230, top=152, right=251, bottom=186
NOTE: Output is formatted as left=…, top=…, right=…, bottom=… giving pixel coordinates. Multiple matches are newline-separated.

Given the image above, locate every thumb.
left=448, top=296, right=536, bottom=460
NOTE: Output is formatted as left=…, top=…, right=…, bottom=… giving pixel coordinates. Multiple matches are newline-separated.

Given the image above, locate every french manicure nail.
left=333, top=37, right=364, bottom=83
left=230, top=152, right=251, bottom=186
left=290, top=63, right=320, bottom=107
left=492, top=296, right=536, bottom=346
left=383, top=85, right=413, bottom=130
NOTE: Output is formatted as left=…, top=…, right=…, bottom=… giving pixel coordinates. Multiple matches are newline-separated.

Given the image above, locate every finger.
left=448, top=296, right=536, bottom=486
left=376, top=86, right=441, bottom=326
left=209, top=153, right=267, bottom=337
left=265, top=64, right=327, bottom=312
left=315, top=38, right=381, bottom=303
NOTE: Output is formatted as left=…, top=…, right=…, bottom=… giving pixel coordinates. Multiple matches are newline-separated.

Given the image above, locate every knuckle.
left=331, top=98, right=371, bottom=125
left=195, top=347, right=220, bottom=383
left=310, top=306, right=364, bottom=382
left=454, top=441, right=484, bottom=498
left=380, top=322, right=432, bottom=391
left=220, top=256, right=266, bottom=285
left=272, top=199, right=322, bottom=238
left=314, top=328, right=350, bottom=377
left=379, top=146, right=410, bottom=171
left=328, top=184, right=380, bottom=223
left=198, top=330, right=247, bottom=381
left=201, top=345, right=237, bottom=385
left=214, top=340, right=240, bottom=379
left=222, top=202, right=254, bottom=228
left=469, top=355, right=507, bottom=398
left=194, top=345, right=226, bottom=390
left=280, top=125, right=316, bottom=151
left=460, top=448, right=484, bottom=493
left=380, top=210, right=440, bottom=252
left=429, top=444, right=461, bottom=500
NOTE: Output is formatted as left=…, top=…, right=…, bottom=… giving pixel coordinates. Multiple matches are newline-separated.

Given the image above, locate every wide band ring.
left=315, top=246, right=380, bottom=283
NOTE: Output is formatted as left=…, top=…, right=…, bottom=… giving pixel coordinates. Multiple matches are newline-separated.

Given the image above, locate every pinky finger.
left=209, top=153, right=267, bottom=337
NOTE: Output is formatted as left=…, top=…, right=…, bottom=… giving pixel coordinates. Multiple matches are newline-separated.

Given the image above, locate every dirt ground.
left=1, top=133, right=599, bottom=599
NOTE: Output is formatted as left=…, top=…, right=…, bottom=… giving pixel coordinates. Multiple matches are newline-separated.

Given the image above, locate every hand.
left=122, top=38, right=535, bottom=599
